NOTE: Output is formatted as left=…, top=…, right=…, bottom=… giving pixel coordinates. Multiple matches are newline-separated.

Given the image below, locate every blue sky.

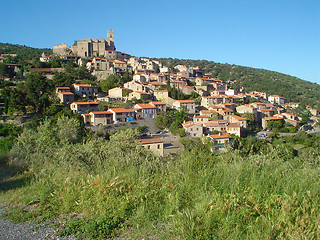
left=2, top=0, right=320, bottom=84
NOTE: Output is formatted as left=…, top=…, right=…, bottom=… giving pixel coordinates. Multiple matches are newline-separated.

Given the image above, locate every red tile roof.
left=108, top=108, right=135, bottom=113
left=150, top=101, right=165, bottom=105
left=72, top=101, right=99, bottom=105
left=59, top=92, right=74, bottom=95
left=135, top=104, right=156, bottom=109
left=208, top=133, right=230, bottom=139
left=90, top=111, right=112, bottom=115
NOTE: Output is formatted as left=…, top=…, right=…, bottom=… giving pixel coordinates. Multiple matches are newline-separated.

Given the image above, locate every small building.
left=107, top=108, right=135, bottom=122
left=128, top=91, right=152, bottom=101
left=134, top=103, right=157, bottom=119
left=137, top=138, right=164, bottom=157
left=193, top=115, right=210, bottom=123
left=56, top=86, right=71, bottom=93
left=57, top=91, right=74, bottom=105
left=203, top=121, right=241, bottom=137
left=236, top=104, right=258, bottom=121
left=82, top=111, right=113, bottom=126
left=182, top=121, right=203, bottom=138
left=70, top=101, right=99, bottom=114
left=150, top=101, right=167, bottom=113
left=229, top=115, right=248, bottom=129
left=73, top=84, right=97, bottom=97
left=207, top=133, right=231, bottom=146
left=268, top=95, right=286, bottom=105
left=153, top=90, right=169, bottom=103
left=173, top=100, right=196, bottom=114
left=108, top=87, right=131, bottom=99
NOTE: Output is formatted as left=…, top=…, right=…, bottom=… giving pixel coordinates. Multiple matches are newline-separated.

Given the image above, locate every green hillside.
left=0, top=43, right=52, bottom=60
left=154, top=58, right=320, bottom=109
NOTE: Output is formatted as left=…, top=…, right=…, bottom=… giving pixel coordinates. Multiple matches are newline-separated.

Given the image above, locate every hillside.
left=154, top=58, right=320, bottom=109
left=1, top=42, right=319, bottom=108
left=0, top=43, right=52, bottom=60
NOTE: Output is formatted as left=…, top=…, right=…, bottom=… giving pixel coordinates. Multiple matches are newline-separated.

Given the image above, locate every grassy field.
left=0, top=117, right=319, bottom=239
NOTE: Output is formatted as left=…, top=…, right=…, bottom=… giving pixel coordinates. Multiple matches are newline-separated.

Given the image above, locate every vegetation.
left=154, top=58, right=320, bottom=109
left=0, top=118, right=319, bottom=239
left=99, top=73, right=132, bottom=93
left=0, top=43, right=52, bottom=61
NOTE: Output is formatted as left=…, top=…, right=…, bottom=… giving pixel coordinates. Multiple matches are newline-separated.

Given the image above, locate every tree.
left=25, top=72, right=53, bottom=112
left=155, top=112, right=172, bottom=130
left=99, top=75, right=120, bottom=92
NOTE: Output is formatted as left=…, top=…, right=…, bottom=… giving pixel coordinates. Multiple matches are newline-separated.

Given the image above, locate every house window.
left=157, top=144, right=160, bottom=149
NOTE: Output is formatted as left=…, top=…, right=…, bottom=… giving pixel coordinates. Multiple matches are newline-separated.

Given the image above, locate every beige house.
left=73, top=84, right=97, bottom=97
left=82, top=111, right=113, bottom=126
left=70, top=102, right=99, bottom=114
left=107, top=108, right=135, bottom=122
left=56, top=86, right=71, bottom=94
left=182, top=121, right=203, bottom=138
left=150, top=101, right=167, bottom=113
left=207, top=133, right=231, bottom=146
left=258, top=109, right=274, bottom=120
left=203, top=122, right=241, bottom=137
left=268, top=95, right=286, bottom=105
left=128, top=91, right=152, bottom=101
left=236, top=104, right=258, bottom=121
left=281, top=113, right=300, bottom=127
left=57, top=91, right=74, bottom=105
left=134, top=103, right=157, bottom=119
left=173, top=100, right=196, bottom=114
left=201, top=96, right=225, bottom=108
left=108, top=87, right=131, bottom=99
left=154, top=90, right=169, bottom=102
left=229, top=115, right=248, bottom=129
left=137, top=138, right=164, bottom=157
left=193, top=115, right=210, bottom=123
left=124, top=80, right=149, bottom=92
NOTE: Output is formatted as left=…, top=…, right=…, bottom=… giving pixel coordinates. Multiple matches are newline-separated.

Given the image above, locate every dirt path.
left=0, top=206, right=75, bottom=240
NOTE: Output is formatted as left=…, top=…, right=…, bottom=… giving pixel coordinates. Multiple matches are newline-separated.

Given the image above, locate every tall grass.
left=0, top=117, right=319, bottom=239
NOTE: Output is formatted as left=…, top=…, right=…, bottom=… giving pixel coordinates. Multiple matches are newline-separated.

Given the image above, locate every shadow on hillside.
left=0, top=154, right=29, bottom=192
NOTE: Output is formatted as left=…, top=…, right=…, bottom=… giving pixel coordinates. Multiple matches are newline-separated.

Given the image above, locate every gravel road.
left=0, top=207, right=76, bottom=240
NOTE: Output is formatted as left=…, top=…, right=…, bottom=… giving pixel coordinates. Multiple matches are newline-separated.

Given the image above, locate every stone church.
left=53, top=30, right=116, bottom=58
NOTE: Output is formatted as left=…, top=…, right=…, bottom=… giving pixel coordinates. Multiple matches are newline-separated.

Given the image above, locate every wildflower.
left=169, top=185, right=173, bottom=188
left=91, top=183, right=97, bottom=186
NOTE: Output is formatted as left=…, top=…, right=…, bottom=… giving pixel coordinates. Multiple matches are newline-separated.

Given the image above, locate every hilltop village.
left=1, top=31, right=319, bottom=156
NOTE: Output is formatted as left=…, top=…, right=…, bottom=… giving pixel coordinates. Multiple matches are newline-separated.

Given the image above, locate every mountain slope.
left=0, top=43, right=52, bottom=60
left=154, top=58, right=320, bottom=108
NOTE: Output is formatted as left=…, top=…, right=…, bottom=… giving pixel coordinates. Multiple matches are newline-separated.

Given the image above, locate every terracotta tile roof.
left=231, top=115, right=247, bottom=120
left=150, top=101, right=165, bottom=105
left=90, top=111, right=112, bottom=115
left=108, top=108, right=135, bottom=113
left=135, top=104, right=156, bottom=109
left=59, top=91, right=74, bottom=95
left=72, top=101, right=99, bottom=105
left=56, top=87, right=70, bottom=90
left=208, top=133, right=230, bottom=139
left=74, top=84, right=93, bottom=87
left=259, top=109, right=274, bottom=112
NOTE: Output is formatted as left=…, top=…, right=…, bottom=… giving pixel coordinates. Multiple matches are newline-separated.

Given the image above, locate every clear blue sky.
left=2, top=0, right=320, bottom=84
